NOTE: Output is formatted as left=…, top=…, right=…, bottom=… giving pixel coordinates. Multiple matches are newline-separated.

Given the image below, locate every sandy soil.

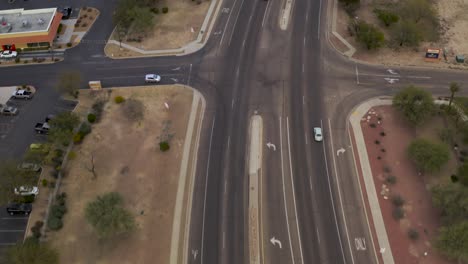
left=335, top=0, right=468, bottom=69
left=48, top=86, right=194, bottom=264
left=359, top=106, right=457, bottom=264
left=112, top=0, right=211, bottom=51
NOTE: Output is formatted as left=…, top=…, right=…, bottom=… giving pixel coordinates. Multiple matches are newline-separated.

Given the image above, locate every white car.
left=14, top=186, right=39, bottom=196
left=313, top=127, right=323, bottom=142
left=0, top=50, right=18, bottom=59
left=145, top=74, right=161, bottom=83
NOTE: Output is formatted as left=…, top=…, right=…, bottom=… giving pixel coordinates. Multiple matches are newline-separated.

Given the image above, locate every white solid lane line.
left=200, top=118, right=216, bottom=264
left=228, top=0, right=246, bottom=46
left=262, top=0, right=273, bottom=27
left=287, top=117, right=305, bottom=264
left=220, top=0, right=239, bottom=47
left=280, top=116, right=296, bottom=264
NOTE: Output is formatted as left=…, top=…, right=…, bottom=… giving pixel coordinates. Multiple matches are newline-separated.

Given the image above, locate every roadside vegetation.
left=341, top=0, right=439, bottom=50
left=392, top=83, right=468, bottom=261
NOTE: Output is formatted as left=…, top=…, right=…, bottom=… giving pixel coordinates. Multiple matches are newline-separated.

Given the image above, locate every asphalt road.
left=2, top=0, right=468, bottom=263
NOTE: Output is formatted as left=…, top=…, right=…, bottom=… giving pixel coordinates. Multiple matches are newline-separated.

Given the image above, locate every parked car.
left=34, top=122, right=50, bottom=134
left=0, top=105, right=18, bottom=116
left=17, top=162, right=42, bottom=172
left=0, top=50, right=17, bottom=58
left=11, top=89, right=34, bottom=99
left=145, top=74, right=161, bottom=83
left=14, top=186, right=39, bottom=196
left=6, top=203, right=32, bottom=215
left=313, top=127, right=323, bottom=142
left=61, top=7, right=72, bottom=19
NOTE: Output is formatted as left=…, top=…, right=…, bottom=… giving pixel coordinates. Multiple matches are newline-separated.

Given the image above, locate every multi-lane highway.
left=2, top=0, right=468, bottom=263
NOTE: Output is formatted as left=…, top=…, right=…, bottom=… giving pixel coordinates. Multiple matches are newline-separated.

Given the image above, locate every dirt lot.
left=335, top=0, right=468, bottom=69
left=359, top=106, right=458, bottom=263
left=108, top=0, right=211, bottom=53
left=48, top=86, right=194, bottom=264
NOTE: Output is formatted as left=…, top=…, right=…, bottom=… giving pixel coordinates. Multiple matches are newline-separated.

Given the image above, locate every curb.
left=169, top=86, right=206, bottom=264
left=104, top=0, right=223, bottom=59
left=348, top=97, right=394, bottom=264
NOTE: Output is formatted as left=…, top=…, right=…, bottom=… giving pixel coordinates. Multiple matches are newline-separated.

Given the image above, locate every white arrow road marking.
left=387, top=69, right=398, bottom=75
left=266, top=142, right=276, bottom=151
left=170, top=78, right=179, bottom=82
left=380, top=247, right=386, bottom=254
left=191, top=249, right=198, bottom=260
left=384, top=78, right=399, bottom=84
left=171, top=66, right=181, bottom=71
left=336, top=148, right=346, bottom=156
left=354, top=237, right=367, bottom=250
left=213, top=31, right=222, bottom=35
left=270, top=237, right=282, bottom=249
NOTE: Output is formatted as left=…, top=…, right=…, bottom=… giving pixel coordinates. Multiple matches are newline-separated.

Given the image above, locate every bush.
left=375, top=140, right=380, bottom=145
left=385, top=175, right=397, bottom=184
left=21, top=195, right=36, bottom=204
left=162, top=7, right=169, bottom=13
left=339, top=0, right=360, bottom=15
left=47, top=216, right=63, bottom=230
left=87, top=113, right=97, bottom=123
left=31, top=221, right=44, bottom=238
left=150, top=7, right=159, bottom=14
left=79, top=122, right=91, bottom=136
left=15, top=57, right=20, bottom=63
left=50, top=205, right=67, bottom=219
left=73, top=133, right=84, bottom=144
left=383, top=166, right=391, bottom=173
left=91, top=99, right=106, bottom=121
left=160, top=141, right=170, bottom=152
left=392, top=195, right=405, bottom=207
left=66, top=43, right=72, bottom=47
left=381, top=148, right=386, bottom=153
left=380, top=131, right=386, bottom=136
left=354, top=21, right=385, bottom=50
left=392, top=207, right=405, bottom=220
left=56, top=192, right=67, bottom=206
left=68, top=151, right=77, bottom=160
left=370, top=123, right=376, bottom=128
left=114, top=96, right=125, bottom=104
left=451, top=174, right=459, bottom=183
left=41, top=179, right=48, bottom=187
left=374, top=9, right=399, bottom=27
left=408, top=138, right=450, bottom=172
left=408, top=228, right=419, bottom=240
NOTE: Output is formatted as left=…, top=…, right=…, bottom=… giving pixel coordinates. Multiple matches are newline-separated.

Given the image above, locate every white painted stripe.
left=220, top=0, right=239, bottom=47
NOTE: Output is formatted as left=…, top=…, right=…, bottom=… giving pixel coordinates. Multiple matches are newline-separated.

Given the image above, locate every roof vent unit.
left=22, top=20, right=29, bottom=27
left=37, top=18, right=44, bottom=25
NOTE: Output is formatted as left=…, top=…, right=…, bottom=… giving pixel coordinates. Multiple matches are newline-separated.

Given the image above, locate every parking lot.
left=0, top=86, right=76, bottom=255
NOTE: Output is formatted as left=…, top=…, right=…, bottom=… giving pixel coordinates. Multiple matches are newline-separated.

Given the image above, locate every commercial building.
left=0, top=8, right=62, bottom=51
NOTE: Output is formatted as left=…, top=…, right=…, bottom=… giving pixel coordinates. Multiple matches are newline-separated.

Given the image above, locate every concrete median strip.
left=248, top=115, right=263, bottom=264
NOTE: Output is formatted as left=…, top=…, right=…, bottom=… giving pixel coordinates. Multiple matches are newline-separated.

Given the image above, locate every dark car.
left=6, top=203, right=32, bottom=216
left=61, top=7, right=72, bottom=19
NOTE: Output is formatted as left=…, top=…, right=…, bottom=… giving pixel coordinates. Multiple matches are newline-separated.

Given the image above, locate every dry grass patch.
left=49, top=86, right=194, bottom=264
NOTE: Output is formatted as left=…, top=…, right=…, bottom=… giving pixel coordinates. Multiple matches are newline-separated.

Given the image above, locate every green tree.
left=435, top=220, right=468, bottom=262
left=400, top=0, right=436, bottom=24
left=458, top=162, right=468, bottom=186
left=47, top=112, right=80, bottom=146
left=391, top=20, right=422, bottom=47
left=392, top=85, right=435, bottom=125
left=448, top=82, right=461, bottom=107
left=0, top=161, right=36, bottom=204
left=6, top=237, right=59, bottom=264
left=431, top=184, right=468, bottom=224
left=374, top=9, right=399, bottom=27
left=85, top=192, right=136, bottom=238
left=56, top=71, right=81, bottom=98
left=407, top=138, right=450, bottom=172
left=355, top=21, right=385, bottom=50
left=129, top=7, right=154, bottom=34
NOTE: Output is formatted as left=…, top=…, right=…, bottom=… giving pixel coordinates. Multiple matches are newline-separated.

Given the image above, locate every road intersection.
left=2, top=0, right=468, bottom=263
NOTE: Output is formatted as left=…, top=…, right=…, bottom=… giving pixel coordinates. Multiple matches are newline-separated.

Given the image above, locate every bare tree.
left=84, top=153, right=97, bottom=179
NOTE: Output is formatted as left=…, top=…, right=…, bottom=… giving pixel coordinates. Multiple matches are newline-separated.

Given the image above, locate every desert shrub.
left=370, top=123, right=376, bottom=128
left=377, top=156, right=381, bottom=160
left=31, top=221, right=44, bottom=238
left=385, top=175, right=397, bottom=184
left=374, top=9, right=399, bottom=27
left=50, top=205, right=67, bottom=219
left=354, top=21, right=385, bottom=50
left=57, top=23, right=63, bottom=34
left=73, top=133, right=84, bottom=144
left=79, top=122, right=91, bottom=136
left=408, top=228, right=419, bottom=240
left=122, top=98, right=144, bottom=121
left=66, top=43, right=72, bottom=47
left=56, top=192, right=67, bottom=205
left=380, top=131, right=386, bottom=136
left=159, top=141, right=170, bottom=152
left=68, top=151, right=76, bottom=160
left=392, top=195, right=405, bottom=207
left=150, top=7, right=159, bottom=14
left=87, top=113, right=97, bottom=123
left=41, top=179, right=48, bottom=187
left=392, top=207, right=405, bottom=220
left=408, top=138, right=450, bottom=172
left=91, top=99, right=106, bottom=120
left=381, top=148, right=386, bottom=152
left=15, top=57, right=20, bottom=63
left=339, top=0, right=360, bottom=15
left=82, top=23, right=88, bottom=27
left=47, top=216, right=63, bottom=230
left=383, top=166, right=391, bottom=173
left=375, top=140, right=380, bottom=145
left=114, top=96, right=125, bottom=104
left=162, top=7, right=169, bottom=13
left=451, top=174, right=459, bottom=183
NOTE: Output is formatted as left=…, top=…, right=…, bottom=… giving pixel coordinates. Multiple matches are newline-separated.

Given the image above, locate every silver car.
left=145, top=74, right=161, bottom=83
left=0, top=106, right=18, bottom=116
left=313, top=127, right=323, bottom=142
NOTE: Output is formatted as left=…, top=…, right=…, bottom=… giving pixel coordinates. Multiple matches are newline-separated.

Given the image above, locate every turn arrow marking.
left=270, top=237, right=282, bottom=249
left=266, top=142, right=276, bottom=151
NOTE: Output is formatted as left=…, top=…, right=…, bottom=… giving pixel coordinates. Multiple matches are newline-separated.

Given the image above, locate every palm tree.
left=449, top=82, right=461, bottom=107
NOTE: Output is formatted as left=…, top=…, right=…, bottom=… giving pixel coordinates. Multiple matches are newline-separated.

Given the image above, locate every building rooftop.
left=0, top=8, right=57, bottom=35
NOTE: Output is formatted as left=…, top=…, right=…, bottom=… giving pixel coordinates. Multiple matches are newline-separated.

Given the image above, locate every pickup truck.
left=11, top=90, right=34, bottom=99
left=0, top=105, right=18, bottom=116
left=34, top=122, right=50, bottom=134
